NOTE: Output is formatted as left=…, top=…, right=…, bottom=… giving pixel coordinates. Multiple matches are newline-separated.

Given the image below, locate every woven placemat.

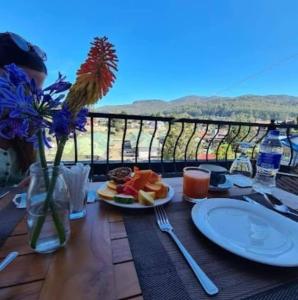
left=124, top=195, right=298, bottom=300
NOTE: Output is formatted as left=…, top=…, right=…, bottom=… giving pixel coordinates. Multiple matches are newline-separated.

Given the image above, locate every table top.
left=0, top=178, right=271, bottom=300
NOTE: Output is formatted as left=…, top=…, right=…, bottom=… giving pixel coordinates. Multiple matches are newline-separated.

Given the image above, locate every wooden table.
left=0, top=178, right=253, bottom=300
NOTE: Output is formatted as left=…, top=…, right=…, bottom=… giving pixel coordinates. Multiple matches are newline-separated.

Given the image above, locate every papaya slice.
left=147, top=171, right=161, bottom=184
left=155, top=183, right=168, bottom=199
left=125, top=170, right=152, bottom=190
left=144, top=182, right=162, bottom=193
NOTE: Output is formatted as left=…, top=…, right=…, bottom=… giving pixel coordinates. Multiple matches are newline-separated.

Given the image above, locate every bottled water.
left=253, top=130, right=283, bottom=192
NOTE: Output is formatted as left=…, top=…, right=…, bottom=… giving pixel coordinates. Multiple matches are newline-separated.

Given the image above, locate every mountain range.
left=97, top=95, right=298, bottom=122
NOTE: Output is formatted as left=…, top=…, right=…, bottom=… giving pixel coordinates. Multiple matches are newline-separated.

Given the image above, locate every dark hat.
left=0, top=32, right=47, bottom=74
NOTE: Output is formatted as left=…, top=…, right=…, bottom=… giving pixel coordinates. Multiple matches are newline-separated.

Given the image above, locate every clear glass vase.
left=26, top=163, right=71, bottom=253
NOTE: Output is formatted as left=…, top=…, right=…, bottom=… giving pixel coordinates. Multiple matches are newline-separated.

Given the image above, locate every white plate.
left=209, top=179, right=233, bottom=192
left=99, top=183, right=174, bottom=209
left=191, top=198, right=298, bottom=267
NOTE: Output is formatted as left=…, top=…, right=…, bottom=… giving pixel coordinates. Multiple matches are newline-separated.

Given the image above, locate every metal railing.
left=48, top=112, right=298, bottom=179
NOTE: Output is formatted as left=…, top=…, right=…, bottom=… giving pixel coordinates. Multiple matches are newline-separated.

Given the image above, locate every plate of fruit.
left=97, top=167, right=174, bottom=208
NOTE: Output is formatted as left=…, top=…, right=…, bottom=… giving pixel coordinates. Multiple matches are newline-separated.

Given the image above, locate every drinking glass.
left=229, top=142, right=253, bottom=177
left=183, top=167, right=210, bottom=202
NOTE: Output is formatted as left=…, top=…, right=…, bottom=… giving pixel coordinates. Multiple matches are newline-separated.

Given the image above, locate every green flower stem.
left=37, top=130, right=49, bottom=188
left=30, top=135, right=68, bottom=249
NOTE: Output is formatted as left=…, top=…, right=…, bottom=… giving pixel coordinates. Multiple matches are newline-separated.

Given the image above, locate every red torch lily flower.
left=66, top=36, right=118, bottom=113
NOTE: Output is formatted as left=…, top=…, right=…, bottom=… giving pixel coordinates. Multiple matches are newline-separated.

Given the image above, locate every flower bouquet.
left=0, top=37, right=118, bottom=252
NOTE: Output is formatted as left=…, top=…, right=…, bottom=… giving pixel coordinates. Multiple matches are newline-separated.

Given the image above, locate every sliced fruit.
left=138, top=190, right=155, bottom=206
left=114, top=194, right=135, bottom=204
left=116, top=184, right=125, bottom=194
left=97, top=187, right=116, bottom=200
left=144, top=182, right=162, bottom=193
left=107, top=180, right=117, bottom=190
left=123, top=185, right=138, bottom=198
left=147, top=191, right=156, bottom=199
left=125, top=169, right=152, bottom=190
left=147, top=171, right=161, bottom=184
left=155, top=183, right=168, bottom=199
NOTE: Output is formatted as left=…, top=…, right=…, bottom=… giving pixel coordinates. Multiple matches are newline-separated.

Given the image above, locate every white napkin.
left=61, top=163, right=90, bottom=212
left=272, top=187, right=298, bottom=210
left=226, top=174, right=253, bottom=188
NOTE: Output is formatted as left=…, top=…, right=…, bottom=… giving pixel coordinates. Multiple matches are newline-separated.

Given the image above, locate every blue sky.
left=2, top=0, right=298, bottom=105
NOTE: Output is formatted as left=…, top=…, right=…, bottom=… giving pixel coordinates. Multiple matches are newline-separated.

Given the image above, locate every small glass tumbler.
left=230, top=142, right=253, bottom=177
left=183, top=167, right=211, bottom=202
left=69, top=189, right=87, bottom=220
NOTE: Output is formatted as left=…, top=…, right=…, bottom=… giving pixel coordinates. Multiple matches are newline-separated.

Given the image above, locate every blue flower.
left=75, top=108, right=88, bottom=131
left=50, top=105, right=72, bottom=138
left=44, top=73, right=71, bottom=94
left=0, top=84, right=38, bottom=118
left=0, top=64, right=87, bottom=147
left=0, top=118, right=29, bottom=139
left=4, top=64, right=30, bottom=86
left=49, top=105, right=88, bottom=139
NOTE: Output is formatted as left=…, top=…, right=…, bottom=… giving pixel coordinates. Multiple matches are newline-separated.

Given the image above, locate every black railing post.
left=173, top=121, right=185, bottom=172
left=121, top=118, right=127, bottom=164
left=216, top=125, right=230, bottom=161
left=269, top=119, right=276, bottom=130
left=73, top=112, right=298, bottom=176
left=73, top=130, right=78, bottom=164
left=196, top=124, right=209, bottom=162
left=106, top=118, right=111, bottom=173
left=286, top=127, right=293, bottom=166
left=90, top=116, right=94, bottom=180
left=135, top=119, right=143, bottom=164
left=161, top=121, right=172, bottom=174
left=206, top=124, right=220, bottom=162
left=148, top=120, right=158, bottom=165
left=185, top=123, right=197, bottom=163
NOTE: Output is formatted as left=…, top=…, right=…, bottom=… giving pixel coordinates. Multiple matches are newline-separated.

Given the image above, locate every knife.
left=0, top=252, right=18, bottom=271
left=0, top=191, right=9, bottom=200
left=242, top=196, right=263, bottom=207
left=264, top=192, right=298, bottom=213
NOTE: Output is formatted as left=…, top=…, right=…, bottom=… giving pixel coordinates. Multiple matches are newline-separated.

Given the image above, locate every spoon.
left=257, top=190, right=298, bottom=217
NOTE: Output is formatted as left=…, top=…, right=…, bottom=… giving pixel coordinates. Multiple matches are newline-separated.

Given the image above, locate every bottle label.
left=257, top=153, right=282, bottom=169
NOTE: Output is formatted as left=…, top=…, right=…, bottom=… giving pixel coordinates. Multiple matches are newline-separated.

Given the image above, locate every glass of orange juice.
left=183, top=167, right=210, bottom=202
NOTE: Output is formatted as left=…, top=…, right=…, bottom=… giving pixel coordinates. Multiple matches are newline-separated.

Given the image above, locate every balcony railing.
left=47, top=112, right=298, bottom=179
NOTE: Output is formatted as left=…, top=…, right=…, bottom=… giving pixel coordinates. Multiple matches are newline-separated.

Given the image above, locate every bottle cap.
left=269, top=130, right=279, bottom=136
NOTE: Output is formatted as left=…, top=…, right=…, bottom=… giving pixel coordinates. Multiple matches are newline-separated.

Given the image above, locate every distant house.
left=197, top=153, right=216, bottom=160
left=136, top=146, right=160, bottom=161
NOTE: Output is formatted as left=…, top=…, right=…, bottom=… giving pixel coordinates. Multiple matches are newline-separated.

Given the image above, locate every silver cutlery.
left=263, top=193, right=298, bottom=217
left=154, top=205, right=219, bottom=296
left=0, top=191, right=9, bottom=200
left=245, top=192, right=298, bottom=217
left=242, top=196, right=263, bottom=207
left=270, top=203, right=298, bottom=217
left=0, top=251, right=18, bottom=271
left=258, top=191, right=298, bottom=217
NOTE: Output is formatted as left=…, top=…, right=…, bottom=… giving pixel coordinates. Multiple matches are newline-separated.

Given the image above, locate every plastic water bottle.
left=253, top=130, right=283, bottom=192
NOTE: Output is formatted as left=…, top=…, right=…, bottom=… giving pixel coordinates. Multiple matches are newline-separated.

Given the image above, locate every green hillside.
left=97, top=95, right=298, bottom=122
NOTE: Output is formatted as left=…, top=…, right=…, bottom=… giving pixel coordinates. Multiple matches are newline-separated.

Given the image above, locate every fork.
left=154, top=205, right=219, bottom=296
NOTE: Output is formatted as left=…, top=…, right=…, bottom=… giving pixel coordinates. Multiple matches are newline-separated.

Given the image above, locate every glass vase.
left=26, top=163, right=70, bottom=253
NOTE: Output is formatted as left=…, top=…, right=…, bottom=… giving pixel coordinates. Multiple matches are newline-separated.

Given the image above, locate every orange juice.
left=183, top=169, right=210, bottom=199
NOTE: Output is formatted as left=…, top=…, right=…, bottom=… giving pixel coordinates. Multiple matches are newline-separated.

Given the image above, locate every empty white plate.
left=191, top=198, right=298, bottom=267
